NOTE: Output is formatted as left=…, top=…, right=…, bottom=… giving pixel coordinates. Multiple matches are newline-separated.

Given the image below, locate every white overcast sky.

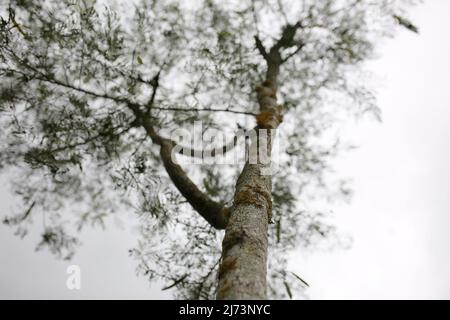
left=1, top=0, right=450, bottom=300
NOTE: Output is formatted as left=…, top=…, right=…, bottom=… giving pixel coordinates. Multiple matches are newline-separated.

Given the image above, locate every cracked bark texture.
left=217, top=79, right=280, bottom=299
left=217, top=24, right=297, bottom=299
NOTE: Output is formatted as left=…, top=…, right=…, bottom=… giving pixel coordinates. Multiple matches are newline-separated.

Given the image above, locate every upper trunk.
left=217, top=78, right=282, bottom=299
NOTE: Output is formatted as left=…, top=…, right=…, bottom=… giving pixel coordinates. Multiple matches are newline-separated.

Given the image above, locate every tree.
left=0, top=0, right=417, bottom=299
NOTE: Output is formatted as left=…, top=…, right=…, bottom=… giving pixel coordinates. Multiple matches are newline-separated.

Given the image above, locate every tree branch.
left=1, top=67, right=255, bottom=116
left=147, top=70, right=160, bottom=110
left=271, top=21, right=303, bottom=53
left=128, top=105, right=230, bottom=230
left=281, top=41, right=306, bottom=63
left=255, top=20, right=305, bottom=79
left=49, top=125, right=133, bottom=154
left=254, top=35, right=270, bottom=61
left=2, top=54, right=233, bottom=229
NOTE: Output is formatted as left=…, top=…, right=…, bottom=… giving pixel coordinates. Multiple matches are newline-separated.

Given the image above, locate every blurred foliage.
left=0, top=0, right=417, bottom=299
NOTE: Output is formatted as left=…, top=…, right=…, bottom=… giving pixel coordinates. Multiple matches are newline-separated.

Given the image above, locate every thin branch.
left=159, top=105, right=257, bottom=116
left=194, top=258, right=220, bottom=299
left=1, top=67, right=255, bottom=116
left=147, top=69, right=160, bottom=109
left=162, top=274, right=189, bottom=291
left=254, top=35, right=270, bottom=61
left=281, top=41, right=306, bottom=63
left=49, top=125, right=133, bottom=154
left=3, top=201, right=36, bottom=225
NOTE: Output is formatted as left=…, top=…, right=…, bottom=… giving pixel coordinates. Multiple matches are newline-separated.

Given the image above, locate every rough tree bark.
left=217, top=63, right=282, bottom=300
left=217, top=24, right=300, bottom=299
left=216, top=83, right=281, bottom=299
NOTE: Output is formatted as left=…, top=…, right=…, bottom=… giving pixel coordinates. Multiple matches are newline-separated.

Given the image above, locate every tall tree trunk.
left=217, top=66, right=282, bottom=299
left=216, top=161, right=271, bottom=299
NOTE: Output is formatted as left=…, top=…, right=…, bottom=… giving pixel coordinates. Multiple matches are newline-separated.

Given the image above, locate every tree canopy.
left=0, top=0, right=417, bottom=299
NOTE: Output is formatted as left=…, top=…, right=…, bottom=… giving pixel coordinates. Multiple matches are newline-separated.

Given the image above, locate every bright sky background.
left=1, top=0, right=450, bottom=299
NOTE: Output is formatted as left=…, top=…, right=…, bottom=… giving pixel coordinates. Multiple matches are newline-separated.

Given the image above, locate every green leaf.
left=393, top=15, right=419, bottom=34
left=218, top=30, right=231, bottom=41
left=276, top=219, right=281, bottom=243
left=284, top=281, right=293, bottom=299
left=137, top=56, right=143, bottom=64
left=291, top=272, right=309, bottom=287
left=201, top=48, right=212, bottom=55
